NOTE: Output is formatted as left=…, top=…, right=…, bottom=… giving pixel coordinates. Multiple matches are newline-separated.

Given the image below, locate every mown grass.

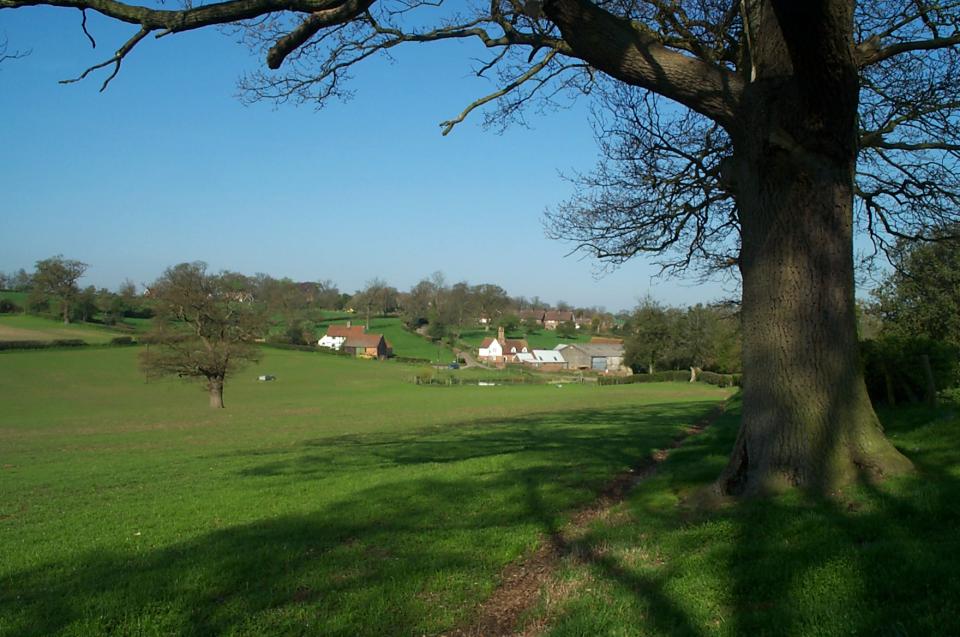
left=530, top=397, right=960, bottom=637
left=0, top=347, right=730, bottom=636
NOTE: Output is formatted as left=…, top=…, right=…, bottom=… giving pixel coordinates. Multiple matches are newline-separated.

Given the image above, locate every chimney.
left=497, top=325, right=505, bottom=344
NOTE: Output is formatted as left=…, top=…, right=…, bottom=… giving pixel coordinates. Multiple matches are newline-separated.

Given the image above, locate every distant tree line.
left=621, top=296, right=742, bottom=375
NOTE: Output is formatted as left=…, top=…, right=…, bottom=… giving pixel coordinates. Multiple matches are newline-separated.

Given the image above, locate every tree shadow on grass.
left=1, top=401, right=723, bottom=637
left=538, top=401, right=960, bottom=636
left=223, top=402, right=720, bottom=485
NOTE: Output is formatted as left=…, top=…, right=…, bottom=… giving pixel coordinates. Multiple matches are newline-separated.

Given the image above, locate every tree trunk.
left=62, top=302, right=70, bottom=324
left=718, top=149, right=913, bottom=495
left=714, top=0, right=913, bottom=496
left=208, top=377, right=225, bottom=408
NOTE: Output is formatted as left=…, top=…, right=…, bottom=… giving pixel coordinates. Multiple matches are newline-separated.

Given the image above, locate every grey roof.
left=562, top=343, right=624, bottom=357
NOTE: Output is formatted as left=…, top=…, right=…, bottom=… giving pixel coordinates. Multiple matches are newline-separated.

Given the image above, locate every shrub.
left=109, top=336, right=136, bottom=346
left=0, top=298, right=20, bottom=313
left=393, top=356, right=432, bottom=364
left=51, top=339, right=86, bottom=347
left=0, top=340, right=49, bottom=351
left=415, top=367, right=435, bottom=384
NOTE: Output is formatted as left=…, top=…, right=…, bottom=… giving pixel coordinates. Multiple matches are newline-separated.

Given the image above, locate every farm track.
left=443, top=400, right=729, bottom=637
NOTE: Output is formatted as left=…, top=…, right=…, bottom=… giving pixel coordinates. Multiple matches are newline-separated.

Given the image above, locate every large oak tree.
left=4, top=0, right=959, bottom=494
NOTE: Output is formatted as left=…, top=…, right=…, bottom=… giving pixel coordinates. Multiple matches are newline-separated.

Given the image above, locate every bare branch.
left=440, top=49, right=557, bottom=135
left=859, top=32, right=960, bottom=66
left=59, top=25, right=149, bottom=90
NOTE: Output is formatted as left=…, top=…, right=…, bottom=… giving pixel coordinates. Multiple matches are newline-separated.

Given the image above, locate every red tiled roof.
left=480, top=337, right=496, bottom=348
left=344, top=333, right=385, bottom=349
left=326, top=325, right=365, bottom=338
left=503, top=339, right=529, bottom=353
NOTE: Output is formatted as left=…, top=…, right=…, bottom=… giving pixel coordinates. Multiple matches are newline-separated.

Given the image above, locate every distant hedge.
left=392, top=356, right=432, bottom=364
left=0, top=339, right=87, bottom=351
left=0, top=337, right=144, bottom=351
left=598, top=370, right=741, bottom=387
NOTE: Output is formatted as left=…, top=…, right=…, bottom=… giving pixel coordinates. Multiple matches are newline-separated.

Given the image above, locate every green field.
left=459, top=327, right=595, bottom=351
left=321, top=316, right=455, bottom=361
left=524, top=398, right=960, bottom=636
left=0, top=314, right=128, bottom=344
left=0, top=346, right=730, bottom=636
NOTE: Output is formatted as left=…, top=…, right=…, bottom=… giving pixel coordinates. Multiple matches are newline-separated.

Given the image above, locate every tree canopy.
left=875, top=226, right=960, bottom=347
left=30, top=255, right=88, bottom=324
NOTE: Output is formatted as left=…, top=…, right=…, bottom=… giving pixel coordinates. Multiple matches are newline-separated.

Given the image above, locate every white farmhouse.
left=318, top=324, right=365, bottom=350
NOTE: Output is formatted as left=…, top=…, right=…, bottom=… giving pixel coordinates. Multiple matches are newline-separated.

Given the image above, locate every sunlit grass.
left=0, top=346, right=730, bottom=636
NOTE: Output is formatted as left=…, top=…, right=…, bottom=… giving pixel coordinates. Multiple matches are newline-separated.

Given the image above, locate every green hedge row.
left=0, top=337, right=139, bottom=351
left=598, top=370, right=741, bottom=387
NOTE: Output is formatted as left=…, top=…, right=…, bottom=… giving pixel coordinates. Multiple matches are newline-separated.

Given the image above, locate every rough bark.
left=715, top=0, right=913, bottom=496
left=208, top=376, right=225, bottom=409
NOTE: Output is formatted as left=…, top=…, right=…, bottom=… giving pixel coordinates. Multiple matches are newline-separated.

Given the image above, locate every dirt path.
left=443, top=401, right=728, bottom=637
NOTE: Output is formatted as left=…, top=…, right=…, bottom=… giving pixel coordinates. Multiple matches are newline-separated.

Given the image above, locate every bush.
left=698, top=370, right=742, bottom=387
left=109, top=336, right=136, bottom=346
left=861, top=336, right=960, bottom=404
left=0, top=298, right=21, bottom=313
left=0, top=340, right=49, bottom=351
left=393, top=356, right=432, bottom=364
left=0, top=339, right=88, bottom=351
left=598, top=369, right=741, bottom=387
left=51, top=339, right=86, bottom=347
left=415, top=367, right=435, bottom=384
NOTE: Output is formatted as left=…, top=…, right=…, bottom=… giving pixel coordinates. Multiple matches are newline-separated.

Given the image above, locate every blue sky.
left=0, top=8, right=734, bottom=311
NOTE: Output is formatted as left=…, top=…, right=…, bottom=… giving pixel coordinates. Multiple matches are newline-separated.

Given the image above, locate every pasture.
left=459, top=327, right=594, bottom=351
left=0, top=346, right=730, bottom=636
left=0, top=314, right=126, bottom=344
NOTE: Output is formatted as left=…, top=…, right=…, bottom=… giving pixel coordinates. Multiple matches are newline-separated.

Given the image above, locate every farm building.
left=512, top=349, right=568, bottom=371
left=342, top=333, right=392, bottom=359
left=318, top=323, right=366, bottom=350
left=478, top=326, right=530, bottom=364
left=554, top=342, right=626, bottom=373
left=542, top=310, right=578, bottom=330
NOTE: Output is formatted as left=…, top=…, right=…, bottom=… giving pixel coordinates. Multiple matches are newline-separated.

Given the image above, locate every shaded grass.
left=0, top=347, right=730, bottom=636
left=533, top=398, right=960, bottom=636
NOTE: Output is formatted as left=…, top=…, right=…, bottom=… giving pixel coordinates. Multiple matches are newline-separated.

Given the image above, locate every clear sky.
left=0, top=8, right=735, bottom=312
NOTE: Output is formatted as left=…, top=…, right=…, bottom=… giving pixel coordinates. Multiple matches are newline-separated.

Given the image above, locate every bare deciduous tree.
left=4, top=0, right=958, bottom=494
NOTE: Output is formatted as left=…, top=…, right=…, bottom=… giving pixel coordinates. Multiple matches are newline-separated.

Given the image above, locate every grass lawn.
left=528, top=397, right=960, bottom=636
left=0, top=347, right=730, bottom=636
left=0, top=314, right=128, bottom=344
left=321, top=316, right=455, bottom=361
left=459, top=327, right=595, bottom=351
